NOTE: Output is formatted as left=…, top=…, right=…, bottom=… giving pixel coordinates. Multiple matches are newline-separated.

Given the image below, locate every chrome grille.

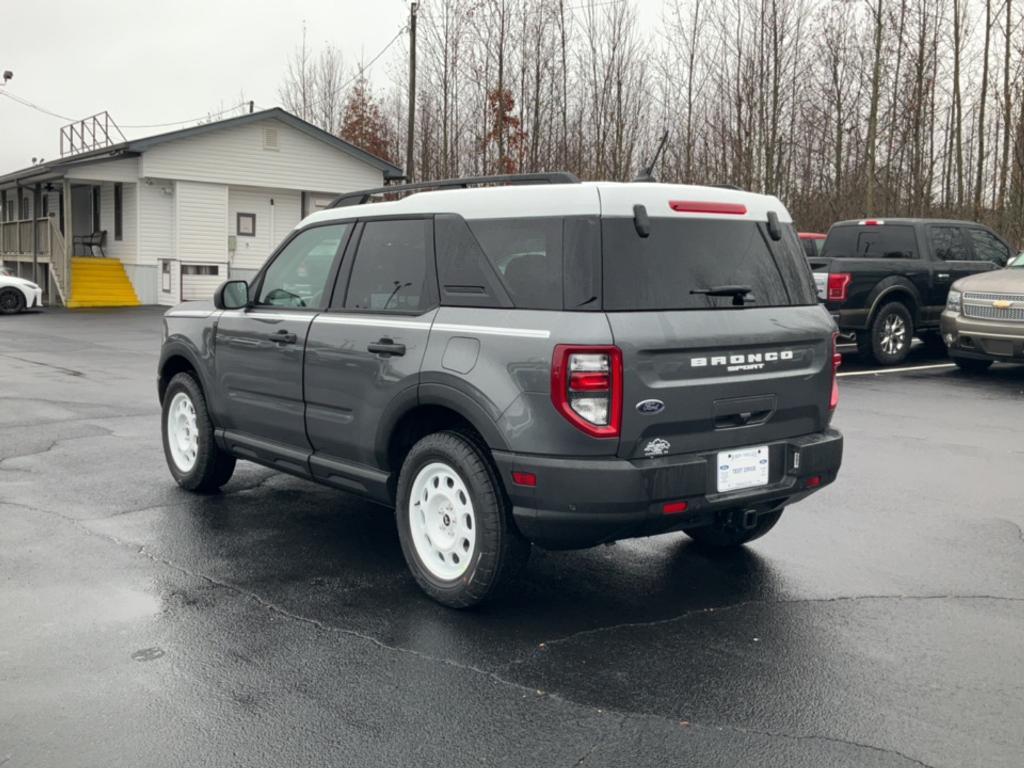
left=963, top=292, right=1024, bottom=322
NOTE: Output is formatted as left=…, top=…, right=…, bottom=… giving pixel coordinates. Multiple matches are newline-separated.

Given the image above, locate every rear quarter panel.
left=420, top=307, right=617, bottom=457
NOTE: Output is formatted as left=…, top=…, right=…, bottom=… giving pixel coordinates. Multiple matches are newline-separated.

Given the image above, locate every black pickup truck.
left=810, top=218, right=1013, bottom=364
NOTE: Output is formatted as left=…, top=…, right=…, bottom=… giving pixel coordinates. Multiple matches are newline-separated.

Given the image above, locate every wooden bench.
left=73, top=230, right=107, bottom=257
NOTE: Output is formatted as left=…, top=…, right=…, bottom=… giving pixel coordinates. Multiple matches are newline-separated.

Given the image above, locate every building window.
left=237, top=212, right=256, bottom=237
left=161, top=261, right=172, bottom=292
left=181, top=264, right=220, bottom=276
left=92, top=186, right=100, bottom=233
left=18, top=194, right=27, bottom=220
left=114, top=183, right=123, bottom=241
left=42, top=195, right=49, bottom=217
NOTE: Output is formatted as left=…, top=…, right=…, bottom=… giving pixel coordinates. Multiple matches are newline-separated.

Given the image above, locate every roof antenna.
left=632, top=129, right=669, bottom=183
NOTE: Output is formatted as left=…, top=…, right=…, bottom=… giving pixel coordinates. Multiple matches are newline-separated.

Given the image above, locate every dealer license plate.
left=717, top=445, right=770, bottom=492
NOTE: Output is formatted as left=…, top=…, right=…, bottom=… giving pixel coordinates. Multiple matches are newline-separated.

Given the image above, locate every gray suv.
left=158, top=173, right=843, bottom=607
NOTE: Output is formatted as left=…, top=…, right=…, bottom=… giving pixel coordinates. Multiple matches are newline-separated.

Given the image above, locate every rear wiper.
left=689, top=285, right=755, bottom=306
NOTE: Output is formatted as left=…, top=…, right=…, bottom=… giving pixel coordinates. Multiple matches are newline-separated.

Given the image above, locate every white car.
left=0, top=272, right=44, bottom=314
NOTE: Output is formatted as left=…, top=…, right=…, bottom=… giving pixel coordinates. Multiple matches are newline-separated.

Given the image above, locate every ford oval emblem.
left=636, top=399, right=665, bottom=415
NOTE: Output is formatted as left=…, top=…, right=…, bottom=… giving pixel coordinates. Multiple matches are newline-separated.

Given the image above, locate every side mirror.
left=213, top=280, right=249, bottom=310
left=766, top=211, right=782, bottom=241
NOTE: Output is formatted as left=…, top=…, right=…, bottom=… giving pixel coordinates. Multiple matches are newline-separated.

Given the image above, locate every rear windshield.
left=823, top=224, right=918, bottom=259
left=602, top=218, right=817, bottom=310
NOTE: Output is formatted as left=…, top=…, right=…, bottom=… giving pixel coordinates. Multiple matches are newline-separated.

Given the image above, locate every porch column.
left=63, top=181, right=72, bottom=291
left=15, top=183, right=22, bottom=252
left=32, top=183, right=41, bottom=286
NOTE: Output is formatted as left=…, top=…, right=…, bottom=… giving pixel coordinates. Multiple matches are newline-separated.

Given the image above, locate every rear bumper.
left=493, top=429, right=843, bottom=549
left=940, top=310, right=1024, bottom=362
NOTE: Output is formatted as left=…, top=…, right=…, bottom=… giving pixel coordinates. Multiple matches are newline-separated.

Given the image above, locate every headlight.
left=25, top=282, right=39, bottom=291
left=946, top=289, right=962, bottom=312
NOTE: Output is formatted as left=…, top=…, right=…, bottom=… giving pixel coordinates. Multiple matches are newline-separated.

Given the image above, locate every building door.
left=180, top=264, right=222, bottom=300
left=214, top=223, right=350, bottom=472
left=71, top=186, right=93, bottom=249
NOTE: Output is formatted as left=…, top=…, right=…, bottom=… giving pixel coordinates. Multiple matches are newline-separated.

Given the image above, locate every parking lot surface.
left=2, top=307, right=1022, bottom=768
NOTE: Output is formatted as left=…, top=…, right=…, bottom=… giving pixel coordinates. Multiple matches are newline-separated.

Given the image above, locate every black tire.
left=684, top=508, right=784, bottom=549
left=395, top=430, right=530, bottom=608
left=866, top=301, right=913, bottom=365
left=0, top=287, right=26, bottom=315
left=952, top=356, right=993, bottom=374
left=161, top=372, right=236, bottom=492
left=918, top=331, right=948, bottom=354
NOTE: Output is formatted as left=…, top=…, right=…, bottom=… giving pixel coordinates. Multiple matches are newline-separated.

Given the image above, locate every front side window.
left=342, top=219, right=434, bottom=313
left=256, top=224, right=349, bottom=309
left=930, top=226, right=970, bottom=261
left=967, top=228, right=1009, bottom=265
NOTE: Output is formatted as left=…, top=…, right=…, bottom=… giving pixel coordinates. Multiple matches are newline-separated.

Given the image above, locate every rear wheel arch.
left=866, top=283, right=919, bottom=325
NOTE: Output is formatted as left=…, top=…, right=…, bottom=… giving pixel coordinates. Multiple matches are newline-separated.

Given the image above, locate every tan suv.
left=941, top=259, right=1024, bottom=371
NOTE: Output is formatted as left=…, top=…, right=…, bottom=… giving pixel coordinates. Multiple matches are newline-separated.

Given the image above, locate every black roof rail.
left=327, top=171, right=581, bottom=208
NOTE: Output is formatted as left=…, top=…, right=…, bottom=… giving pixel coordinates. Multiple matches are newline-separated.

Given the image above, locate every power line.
left=0, top=89, right=247, bottom=130
left=0, top=90, right=75, bottom=121
left=0, top=20, right=408, bottom=133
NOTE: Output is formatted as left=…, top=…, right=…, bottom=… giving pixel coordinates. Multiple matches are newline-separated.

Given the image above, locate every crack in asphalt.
left=0, top=353, right=85, bottom=377
left=0, top=409, right=156, bottom=430
left=0, top=427, right=116, bottom=468
left=1, top=498, right=990, bottom=768
left=514, top=593, right=1024, bottom=660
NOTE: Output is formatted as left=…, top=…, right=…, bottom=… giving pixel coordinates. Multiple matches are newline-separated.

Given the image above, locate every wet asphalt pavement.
left=1, top=308, right=1022, bottom=768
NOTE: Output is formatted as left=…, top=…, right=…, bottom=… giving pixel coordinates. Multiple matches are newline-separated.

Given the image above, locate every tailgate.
left=608, top=306, right=834, bottom=459
left=808, top=257, right=832, bottom=300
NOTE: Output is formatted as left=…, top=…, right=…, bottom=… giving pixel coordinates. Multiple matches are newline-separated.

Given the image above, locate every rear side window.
left=602, top=218, right=814, bottom=311
left=823, top=224, right=918, bottom=259
left=930, top=226, right=971, bottom=261
left=434, top=214, right=512, bottom=309
left=467, top=218, right=563, bottom=310
left=342, top=219, right=435, bottom=313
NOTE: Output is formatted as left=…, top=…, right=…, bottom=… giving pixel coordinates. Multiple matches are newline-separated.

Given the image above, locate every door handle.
left=936, top=273, right=950, bottom=280
left=268, top=329, right=297, bottom=345
left=368, top=338, right=406, bottom=357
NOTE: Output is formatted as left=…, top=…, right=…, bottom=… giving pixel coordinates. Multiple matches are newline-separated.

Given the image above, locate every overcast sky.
left=0, top=0, right=662, bottom=172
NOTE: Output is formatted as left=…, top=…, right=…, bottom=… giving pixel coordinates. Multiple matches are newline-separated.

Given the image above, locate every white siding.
left=227, top=186, right=301, bottom=271
left=137, top=180, right=174, bottom=266
left=140, top=118, right=383, bottom=193
left=175, top=181, right=228, bottom=264
left=65, top=157, right=140, bottom=183
left=97, top=182, right=136, bottom=261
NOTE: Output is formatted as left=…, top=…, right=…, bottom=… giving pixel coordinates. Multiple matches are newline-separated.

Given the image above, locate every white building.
left=0, top=108, right=401, bottom=307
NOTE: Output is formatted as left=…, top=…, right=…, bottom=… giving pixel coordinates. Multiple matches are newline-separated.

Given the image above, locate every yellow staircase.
left=67, top=257, right=141, bottom=308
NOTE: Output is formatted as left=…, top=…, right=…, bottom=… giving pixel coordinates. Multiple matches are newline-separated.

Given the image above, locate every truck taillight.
left=551, top=345, right=622, bottom=438
left=830, top=333, right=841, bottom=411
left=827, top=273, right=852, bottom=302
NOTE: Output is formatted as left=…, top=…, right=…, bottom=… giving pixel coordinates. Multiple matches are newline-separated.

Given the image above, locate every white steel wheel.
left=408, top=461, right=477, bottom=581
left=166, top=391, right=199, bottom=473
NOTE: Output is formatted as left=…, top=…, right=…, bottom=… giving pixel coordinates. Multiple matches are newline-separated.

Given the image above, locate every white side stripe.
left=432, top=323, right=551, bottom=339
left=165, top=310, right=215, bottom=318
left=315, top=315, right=432, bottom=331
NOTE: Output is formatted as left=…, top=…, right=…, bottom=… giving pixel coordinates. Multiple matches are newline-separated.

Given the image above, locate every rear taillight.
left=551, top=345, right=623, bottom=438
left=827, top=273, right=852, bottom=302
left=829, top=333, right=841, bottom=411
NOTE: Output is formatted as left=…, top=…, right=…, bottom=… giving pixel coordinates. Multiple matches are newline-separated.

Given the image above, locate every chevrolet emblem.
left=993, top=299, right=1012, bottom=310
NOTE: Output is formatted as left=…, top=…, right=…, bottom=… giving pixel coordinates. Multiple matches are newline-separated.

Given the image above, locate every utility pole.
left=405, top=1, right=418, bottom=183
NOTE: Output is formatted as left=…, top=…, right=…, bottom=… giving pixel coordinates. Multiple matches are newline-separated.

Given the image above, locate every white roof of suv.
left=303, top=182, right=792, bottom=227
